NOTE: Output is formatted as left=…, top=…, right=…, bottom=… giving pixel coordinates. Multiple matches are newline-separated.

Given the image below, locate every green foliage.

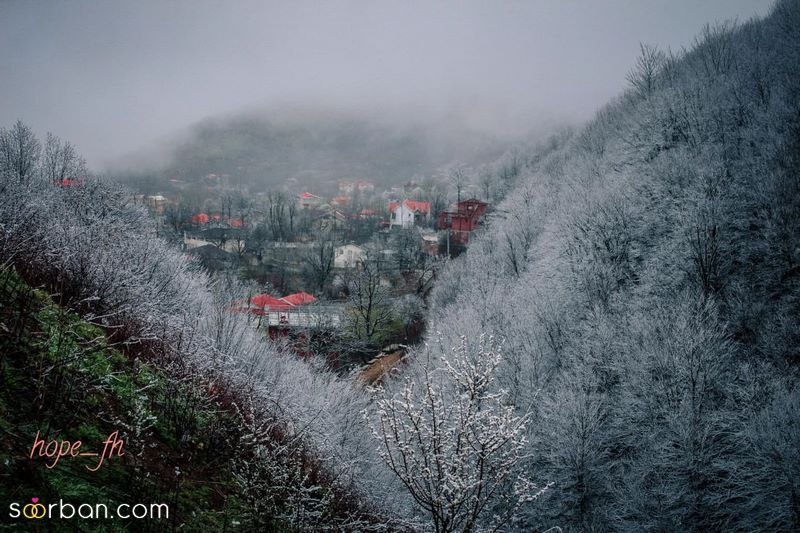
left=0, top=269, right=243, bottom=530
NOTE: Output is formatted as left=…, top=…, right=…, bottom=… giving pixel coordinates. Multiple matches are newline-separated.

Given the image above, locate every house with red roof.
left=359, top=207, right=378, bottom=219
left=437, top=198, right=488, bottom=245
left=298, top=192, right=322, bottom=209
left=229, top=290, right=344, bottom=335
left=388, top=199, right=431, bottom=228
left=192, top=213, right=210, bottom=224
left=281, top=291, right=317, bottom=306
left=230, top=291, right=317, bottom=316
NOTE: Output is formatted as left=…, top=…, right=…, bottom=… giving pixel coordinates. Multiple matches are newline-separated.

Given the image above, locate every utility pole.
left=447, top=213, right=453, bottom=259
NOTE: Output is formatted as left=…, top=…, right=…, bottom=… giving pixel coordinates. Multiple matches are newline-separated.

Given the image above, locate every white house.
left=389, top=199, right=431, bottom=229
left=146, top=194, right=168, bottom=214
left=334, top=244, right=366, bottom=269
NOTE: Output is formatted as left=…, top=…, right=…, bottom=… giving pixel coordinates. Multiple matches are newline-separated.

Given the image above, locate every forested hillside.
left=421, top=1, right=800, bottom=530
left=1, top=1, right=798, bottom=531
left=0, top=125, right=405, bottom=529
left=0, top=269, right=249, bottom=530
left=122, top=111, right=504, bottom=190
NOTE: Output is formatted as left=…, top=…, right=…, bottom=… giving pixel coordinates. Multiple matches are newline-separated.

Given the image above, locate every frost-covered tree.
left=346, top=257, right=394, bottom=347
left=301, top=228, right=337, bottom=294
left=448, top=165, right=469, bottom=205
left=0, top=119, right=40, bottom=183
left=367, top=334, right=549, bottom=532
left=42, top=132, right=86, bottom=185
left=626, top=43, right=666, bottom=99
left=425, top=2, right=800, bottom=529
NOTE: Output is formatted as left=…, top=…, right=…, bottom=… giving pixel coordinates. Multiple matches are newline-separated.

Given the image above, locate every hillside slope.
left=0, top=136, right=403, bottom=528
left=120, top=111, right=504, bottom=190
left=426, top=2, right=800, bottom=530
left=0, top=269, right=248, bottom=530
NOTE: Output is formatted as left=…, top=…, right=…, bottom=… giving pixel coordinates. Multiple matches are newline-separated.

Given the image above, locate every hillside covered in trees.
left=0, top=123, right=405, bottom=529
left=119, top=110, right=505, bottom=191
left=1, top=1, right=798, bottom=531
left=422, top=1, right=800, bottom=530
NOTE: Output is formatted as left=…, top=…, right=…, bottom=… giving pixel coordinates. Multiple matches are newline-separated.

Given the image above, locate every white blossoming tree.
left=367, top=334, right=549, bottom=532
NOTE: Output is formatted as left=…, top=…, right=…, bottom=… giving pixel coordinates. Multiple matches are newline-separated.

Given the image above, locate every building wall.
left=390, top=204, right=413, bottom=228
left=334, top=245, right=365, bottom=268
left=184, top=236, right=244, bottom=254
left=391, top=204, right=428, bottom=228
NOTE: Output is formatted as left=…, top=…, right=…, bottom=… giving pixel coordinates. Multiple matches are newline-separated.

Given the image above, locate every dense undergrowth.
left=0, top=268, right=246, bottom=530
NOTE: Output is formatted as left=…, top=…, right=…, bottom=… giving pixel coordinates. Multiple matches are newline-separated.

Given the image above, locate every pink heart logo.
left=31, top=497, right=39, bottom=503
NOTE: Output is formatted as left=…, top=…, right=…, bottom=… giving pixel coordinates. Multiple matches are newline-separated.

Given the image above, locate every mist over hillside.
left=111, top=107, right=517, bottom=191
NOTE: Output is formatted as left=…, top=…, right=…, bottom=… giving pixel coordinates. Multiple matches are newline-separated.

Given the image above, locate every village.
left=135, top=173, right=490, bottom=376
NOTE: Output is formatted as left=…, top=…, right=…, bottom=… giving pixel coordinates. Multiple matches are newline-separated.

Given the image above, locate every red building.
left=229, top=292, right=319, bottom=351
left=191, top=213, right=210, bottom=224
left=437, top=199, right=488, bottom=244
left=229, top=291, right=317, bottom=316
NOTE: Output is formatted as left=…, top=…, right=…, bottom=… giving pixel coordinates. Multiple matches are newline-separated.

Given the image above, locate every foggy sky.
left=0, top=0, right=774, bottom=167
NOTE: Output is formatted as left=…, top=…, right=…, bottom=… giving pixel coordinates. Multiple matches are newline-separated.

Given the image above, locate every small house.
left=298, top=192, right=323, bottom=209
left=334, top=244, right=366, bottom=269
left=437, top=198, right=488, bottom=244
left=389, top=199, right=431, bottom=229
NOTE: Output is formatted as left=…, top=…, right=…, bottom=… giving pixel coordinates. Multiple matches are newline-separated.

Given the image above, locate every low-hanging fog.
left=0, top=0, right=772, bottom=171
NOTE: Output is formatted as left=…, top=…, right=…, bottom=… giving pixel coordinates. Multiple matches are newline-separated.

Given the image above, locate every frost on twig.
left=366, top=334, right=548, bottom=532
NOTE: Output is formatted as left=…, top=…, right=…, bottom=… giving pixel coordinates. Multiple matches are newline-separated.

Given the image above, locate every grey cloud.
left=0, top=0, right=773, bottom=167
